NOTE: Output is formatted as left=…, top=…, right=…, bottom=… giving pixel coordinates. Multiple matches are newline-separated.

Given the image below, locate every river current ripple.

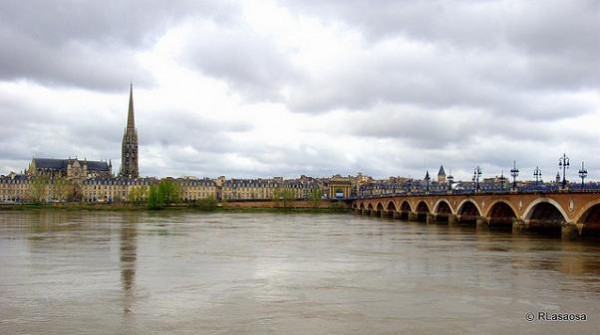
left=0, top=211, right=598, bottom=334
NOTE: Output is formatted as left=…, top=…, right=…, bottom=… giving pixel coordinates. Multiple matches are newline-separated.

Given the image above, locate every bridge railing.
left=356, top=187, right=600, bottom=199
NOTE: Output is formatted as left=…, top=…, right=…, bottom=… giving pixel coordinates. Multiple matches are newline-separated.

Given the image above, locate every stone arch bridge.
left=353, top=192, right=600, bottom=239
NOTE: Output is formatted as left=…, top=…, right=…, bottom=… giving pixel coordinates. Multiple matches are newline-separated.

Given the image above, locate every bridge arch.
left=398, top=200, right=412, bottom=220
left=400, top=201, right=412, bottom=212
left=373, top=202, right=383, bottom=217
left=433, top=199, right=453, bottom=223
left=486, top=200, right=517, bottom=228
left=415, top=201, right=430, bottom=222
left=457, top=199, right=482, bottom=224
left=576, top=200, right=600, bottom=238
left=523, top=199, right=567, bottom=236
left=523, top=198, right=568, bottom=221
left=359, top=202, right=365, bottom=210
left=433, top=199, right=454, bottom=215
left=384, top=201, right=398, bottom=219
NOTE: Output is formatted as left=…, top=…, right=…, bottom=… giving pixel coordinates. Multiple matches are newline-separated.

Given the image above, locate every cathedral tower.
left=120, top=84, right=139, bottom=178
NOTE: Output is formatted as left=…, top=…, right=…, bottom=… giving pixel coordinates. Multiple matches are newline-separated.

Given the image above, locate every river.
left=0, top=211, right=598, bottom=334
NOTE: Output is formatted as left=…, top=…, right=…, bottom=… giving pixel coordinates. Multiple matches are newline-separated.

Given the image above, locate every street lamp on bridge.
left=473, top=166, right=482, bottom=192
left=559, top=153, right=570, bottom=190
left=447, top=173, right=454, bottom=192
left=510, top=161, right=519, bottom=191
left=533, top=166, right=542, bottom=188
left=499, top=171, right=507, bottom=191
left=578, top=161, right=588, bottom=190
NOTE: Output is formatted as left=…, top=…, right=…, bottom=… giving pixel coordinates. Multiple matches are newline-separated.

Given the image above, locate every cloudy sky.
left=0, top=0, right=598, bottom=182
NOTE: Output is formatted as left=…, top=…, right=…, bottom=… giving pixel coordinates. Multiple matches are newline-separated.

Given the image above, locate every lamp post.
left=447, top=174, right=454, bottom=192
left=499, top=171, right=507, bottom=191
left=510, top=161, right=519, bottom=191
left=559, top=153, right=570, bottom=190
left=578, top=161, right=587, bottom=190
left=473, top=166, right=482, bottom=192
left=533, top=166, right=542, bottom=188
left=424, top=171, right=430, bottom=194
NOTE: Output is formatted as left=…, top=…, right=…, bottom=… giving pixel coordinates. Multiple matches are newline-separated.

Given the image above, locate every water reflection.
left=120, top=214, right=138, bottom=314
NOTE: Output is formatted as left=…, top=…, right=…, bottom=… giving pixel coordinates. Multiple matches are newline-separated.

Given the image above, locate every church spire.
left=120, top=84, right=139, bottom=178
left=127, top=83, right=135, bottom=130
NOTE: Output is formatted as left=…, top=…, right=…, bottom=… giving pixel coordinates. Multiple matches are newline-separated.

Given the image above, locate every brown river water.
left=0, top=211, right=598, bottom=334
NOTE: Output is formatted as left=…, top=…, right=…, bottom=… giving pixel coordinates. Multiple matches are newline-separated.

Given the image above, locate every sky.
left=0, top=0, right=598, bottom=182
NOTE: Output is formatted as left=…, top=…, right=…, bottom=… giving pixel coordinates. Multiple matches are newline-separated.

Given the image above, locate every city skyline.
left=0, top=1, right=598, bottom=181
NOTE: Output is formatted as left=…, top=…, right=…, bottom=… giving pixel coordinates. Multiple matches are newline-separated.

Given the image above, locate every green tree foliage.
left=195, top=196, right=218, bottom=211
left=146, top=179, right=182, bottom=209
left=273, top=187, right=295, bottom=209
left=50, top=177, right=70, bottom=202
left=159, top=179, right=181, bottom=205
left=309, top=187, right=323, bottom=208
left=128, top=186, right=148, bottom=205
left=147, top=184, right=161, bottom=209
left=28, top=175, right=49, bottom=204
left=272, top=187, right=282, bottom=207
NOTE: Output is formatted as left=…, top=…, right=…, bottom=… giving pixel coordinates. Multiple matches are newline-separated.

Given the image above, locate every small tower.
left=119, top=84, right=139, bottom=178
left=437, top=165, right=447, bottom=183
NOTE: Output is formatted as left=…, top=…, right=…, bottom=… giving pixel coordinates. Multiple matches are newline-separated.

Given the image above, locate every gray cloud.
left=0, top=0, right=237, bottom=90
left=281, top=0, right=599, bottom=117
left=183, top=25, right=299, bottom=101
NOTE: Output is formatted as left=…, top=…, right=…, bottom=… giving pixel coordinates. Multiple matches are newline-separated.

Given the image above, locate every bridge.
left=353, top=191, right=600, bottom=239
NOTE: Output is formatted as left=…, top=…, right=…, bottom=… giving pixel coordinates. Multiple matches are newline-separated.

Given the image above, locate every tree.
left=273, top=187, right=295, bottom=209
left=128, top=185, right=148, bottom=205
left=272, top=187, right=282, bottom=207
left=146, top=179, right=182, bottom=209
left=51, top=177, right=71, bottom=202
left=196, top=196, right=218, bottom=211
left=282, top=188, right=295, bottom=209
left=28, top=175, right=49, bottom=204
left=158, top=179, right=181, bottom=205
left=309, top=187, right=323, bottom=208
left=147, top=184, right=161, bottom=209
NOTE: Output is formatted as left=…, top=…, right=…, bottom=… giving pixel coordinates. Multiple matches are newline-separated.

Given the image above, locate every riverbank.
left=0, top=202, right=352, bottom=213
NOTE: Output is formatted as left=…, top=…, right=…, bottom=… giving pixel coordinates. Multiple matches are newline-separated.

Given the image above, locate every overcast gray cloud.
left=0, top=0, right=598, bottom=181
left=183, top=24, right=300, bottom=101
left=0, top=0, right=236, bottom=90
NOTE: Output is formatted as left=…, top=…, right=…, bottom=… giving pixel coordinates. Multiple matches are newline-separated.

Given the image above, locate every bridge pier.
left=457, top=215, right=477, bottom=226
left=430, top=214, right=451, bottom=224
left=399, top=211, right=410, bottom=221
left=408, top=212, right=418, bottom=221
left=512, top=219, right=527, bottom=235
left=513, top=219, right=576, bottom=239
left=561, top=223, right=580, bottom=240
left=392, top=211, right=401, bottom=220
left=476, top=217, right=488, bottom=230
left=425, top=213, right=435, bottom=225
left=448, top=214, right=457, bottom=226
